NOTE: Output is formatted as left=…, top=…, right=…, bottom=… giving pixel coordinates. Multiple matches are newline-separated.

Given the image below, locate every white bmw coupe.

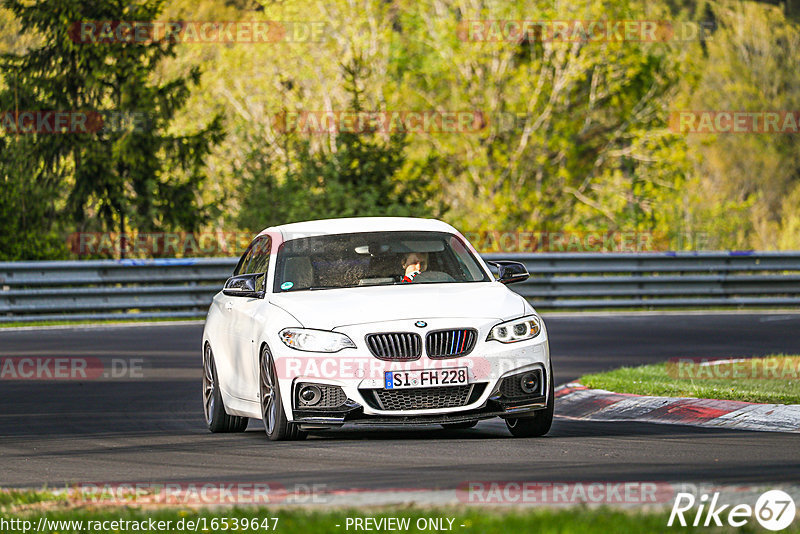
left=202, top=217, right=553, bottom=440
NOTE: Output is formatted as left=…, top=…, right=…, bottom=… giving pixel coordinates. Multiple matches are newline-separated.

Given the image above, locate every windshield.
left=273, top=231, right=490, bottom=292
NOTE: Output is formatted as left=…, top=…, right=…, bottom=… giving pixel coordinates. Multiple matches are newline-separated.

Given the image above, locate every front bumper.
left=291, top=365, right=550, bottom=429
left=272, top=316, right=551, bottom=426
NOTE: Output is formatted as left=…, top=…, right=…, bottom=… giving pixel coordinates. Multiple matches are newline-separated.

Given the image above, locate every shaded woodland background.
left=1, top=0, right=799, bottom=259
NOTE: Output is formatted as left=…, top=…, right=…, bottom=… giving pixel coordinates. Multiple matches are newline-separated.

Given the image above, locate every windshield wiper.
left=305, top=286, right=339, bottom=290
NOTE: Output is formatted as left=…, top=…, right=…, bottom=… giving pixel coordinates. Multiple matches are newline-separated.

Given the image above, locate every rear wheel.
left=203, top=345, right=249, bottom=433
left=505, top=364, right=555, bottom=438
left=259, top=345, right=307, bottom=441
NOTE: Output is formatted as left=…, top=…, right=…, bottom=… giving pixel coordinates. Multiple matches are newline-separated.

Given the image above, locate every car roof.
left=257, top=217, right=460, bottom=240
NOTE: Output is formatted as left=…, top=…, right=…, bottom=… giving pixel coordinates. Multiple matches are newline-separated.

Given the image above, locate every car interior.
left=278, top=249, right=462, bottom=291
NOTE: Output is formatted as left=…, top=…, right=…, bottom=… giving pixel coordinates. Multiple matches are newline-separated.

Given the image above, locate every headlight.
left=487, top=315, right=542, bottom=343
left=279, top=328, right=356, bottom=352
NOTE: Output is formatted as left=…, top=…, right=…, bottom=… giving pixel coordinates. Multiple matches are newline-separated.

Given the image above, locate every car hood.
left=269, top=282, right=526, bottom=330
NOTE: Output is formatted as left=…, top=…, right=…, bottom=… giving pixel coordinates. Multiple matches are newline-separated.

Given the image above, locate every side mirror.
left=223, top=273, right=265, bottom=298
left=486, top=260, right=530, bottom=285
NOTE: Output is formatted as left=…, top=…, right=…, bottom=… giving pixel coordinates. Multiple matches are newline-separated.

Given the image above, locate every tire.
left=441, top=420, right=479, bottom=429
left=203, top=344, right=249, bottom=433
left=505, top=364, right=555, bottom=438
left=259, top=345, right=307, bottom=441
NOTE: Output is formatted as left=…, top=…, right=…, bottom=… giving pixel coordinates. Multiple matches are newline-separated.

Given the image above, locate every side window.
left=233, top=246, right=255, bottom=276
left=247, top=236, right=272, bottom=274
left=450, top=235, right=485, bottom=281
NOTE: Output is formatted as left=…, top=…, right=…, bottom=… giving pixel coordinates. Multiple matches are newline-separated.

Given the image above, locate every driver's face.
left=403, top=253, right=428, bottom=274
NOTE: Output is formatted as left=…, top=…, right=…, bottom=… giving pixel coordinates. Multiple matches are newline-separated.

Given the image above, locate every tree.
left=236, top=57, right=440, bottom=231
left=184, top=0, right=699, bottom=245
left=0, top=0, right=223, bottom=259
left=0, top=136, right=67, bottom=260
left=681, top=0, right=800, bottom=249
left=383, top=0, right=697, bottom=244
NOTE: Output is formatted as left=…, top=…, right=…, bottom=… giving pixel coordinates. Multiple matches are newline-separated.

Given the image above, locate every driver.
left=401, top=252, right=428, bottom=283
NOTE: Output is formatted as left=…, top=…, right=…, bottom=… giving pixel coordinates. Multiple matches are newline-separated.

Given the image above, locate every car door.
left=227, top=235, right=272, bottom=401
left=213, top=244, right=256, bottom=400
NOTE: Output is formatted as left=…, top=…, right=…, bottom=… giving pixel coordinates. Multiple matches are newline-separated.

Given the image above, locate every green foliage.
left=683, top=1, right=800, bottom=249
left=236, top=59, right=439, bottom=231
left=384, top=0, right=698, bottom=238
left=237, top=131, right=437, bottom=231
left=0, top=488, right=63, bottom=506
left=0, top=138, right=67, bottom=260
left=0, top=0, right=223, bottom=259
left=1, top=0, right=799, bottom=258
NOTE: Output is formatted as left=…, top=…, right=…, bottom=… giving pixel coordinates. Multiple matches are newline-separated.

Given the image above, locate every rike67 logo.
left=669, top=489, right=796, bottom=531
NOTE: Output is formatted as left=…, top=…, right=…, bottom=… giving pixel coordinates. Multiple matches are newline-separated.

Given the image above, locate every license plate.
left=384, top=367, right=469, bottom=389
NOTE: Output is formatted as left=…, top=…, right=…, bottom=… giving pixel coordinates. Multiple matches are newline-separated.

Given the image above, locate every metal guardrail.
left=483, top=252, right=800, bottom=309
left=1, top=252, right=799, bottom=322
left=0, top=258, right=235, bottom=323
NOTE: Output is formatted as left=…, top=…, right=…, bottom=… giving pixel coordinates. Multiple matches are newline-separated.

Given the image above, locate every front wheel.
left=259, top=345, right=307, bottom=441
left=505, top=364, right=555, bottom=438
left=203, top=345, right=249, bottom=433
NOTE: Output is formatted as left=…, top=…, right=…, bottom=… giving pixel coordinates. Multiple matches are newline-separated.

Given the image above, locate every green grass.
left=580, top=355, right=800, bottom=404
left=2, top=489, right=797, bottom=533
left=0, top=489, right=64, bottom=506
left=1, top=505, right=790, bottom=534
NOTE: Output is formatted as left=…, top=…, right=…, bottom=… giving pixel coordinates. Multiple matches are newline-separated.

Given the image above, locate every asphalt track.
left=1, top=313, right=800, bottom=491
